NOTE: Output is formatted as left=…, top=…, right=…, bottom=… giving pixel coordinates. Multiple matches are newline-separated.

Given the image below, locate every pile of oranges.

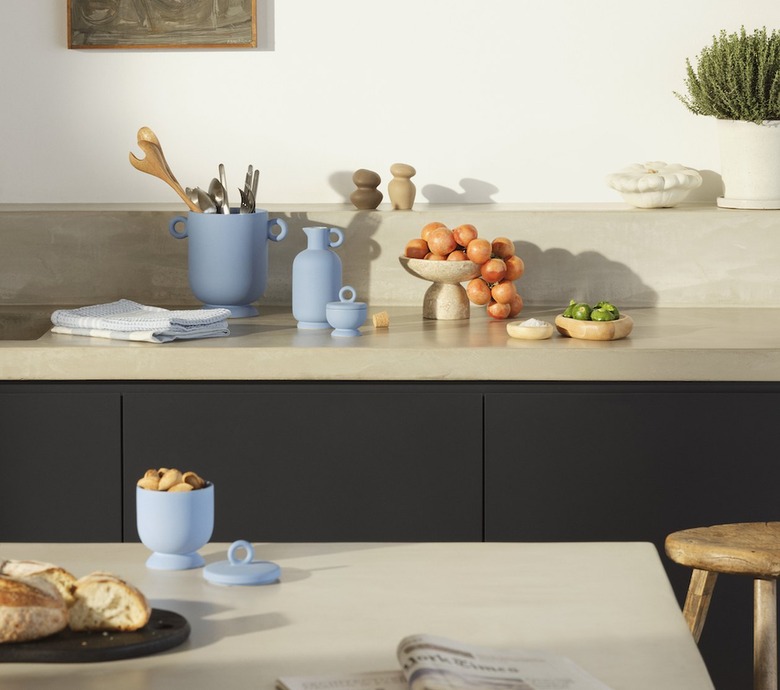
left=404, top=222, right=524, bottom=319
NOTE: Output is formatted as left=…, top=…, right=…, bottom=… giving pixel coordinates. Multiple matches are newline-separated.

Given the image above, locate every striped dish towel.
left=51, top=300, right=231, bottom=343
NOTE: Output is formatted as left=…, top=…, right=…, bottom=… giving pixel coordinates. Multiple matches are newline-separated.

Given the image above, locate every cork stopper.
left=372, top=311, right=390, bottom=328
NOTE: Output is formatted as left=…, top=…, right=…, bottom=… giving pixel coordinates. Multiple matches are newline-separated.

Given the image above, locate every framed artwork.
left=68, top=0, right=257, bottom=49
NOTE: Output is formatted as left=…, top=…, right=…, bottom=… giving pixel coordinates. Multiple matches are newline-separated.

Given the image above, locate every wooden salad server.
left=129, top=127, right=201, bottom=212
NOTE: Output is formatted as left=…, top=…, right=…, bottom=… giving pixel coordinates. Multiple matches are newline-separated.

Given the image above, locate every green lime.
left=595, top=301, right=620, bottom=319
left=571, top=303, right=592, bottom=320
left=591, top=308, right=616, bottom=321
left=562, top=300, right=577, bottom=318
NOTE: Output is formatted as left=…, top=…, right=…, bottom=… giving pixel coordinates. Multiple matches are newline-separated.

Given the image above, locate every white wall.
left=3, top=1, right=780, bottom=205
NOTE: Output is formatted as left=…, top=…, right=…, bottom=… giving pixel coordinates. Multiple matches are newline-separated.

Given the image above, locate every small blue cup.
left=326, top=286, right=367, bottom=337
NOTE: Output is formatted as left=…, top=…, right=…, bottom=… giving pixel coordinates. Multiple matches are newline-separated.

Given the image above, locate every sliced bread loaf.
left=69, top=572, right=151, bottom=632
left=0, top=575, right=69, bottom=643
left=0, top=559, right=77, bottom=606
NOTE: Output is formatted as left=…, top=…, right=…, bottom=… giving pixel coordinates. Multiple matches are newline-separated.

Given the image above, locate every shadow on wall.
left=515, top=241, right=659, bottom=307
left=422, top=179, right=499, bottom=204
left=258, top=0, right=277, bottom=51
left=686, top=169, right=722, bottom=204
left=266, top=211, right=382, bottom=305
left=332, top=170, right=721, bottom=207
left=332, top=172, right=500, bottom=206
left=329, top=171, right=356, bottom=203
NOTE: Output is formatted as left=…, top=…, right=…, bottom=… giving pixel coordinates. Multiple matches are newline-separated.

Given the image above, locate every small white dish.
left=506, top=318, right=554, bottom=340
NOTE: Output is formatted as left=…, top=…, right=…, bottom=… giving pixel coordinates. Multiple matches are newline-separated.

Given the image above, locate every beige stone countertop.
left=0, top=304, right=778, bottom=381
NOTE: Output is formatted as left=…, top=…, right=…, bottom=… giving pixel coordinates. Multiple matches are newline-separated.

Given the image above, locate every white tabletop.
left=0, top=542, right=713, bottom=690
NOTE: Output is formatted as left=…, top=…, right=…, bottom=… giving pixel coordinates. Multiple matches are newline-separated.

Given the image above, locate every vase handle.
left=329, top=228, right=344, bottom=248
left=168, top=215, right=188, bottom=239
left=267, top=217, right=288, bottom=243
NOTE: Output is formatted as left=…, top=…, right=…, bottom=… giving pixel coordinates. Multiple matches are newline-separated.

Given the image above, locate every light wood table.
left=0, top=542, right=714, bottom=690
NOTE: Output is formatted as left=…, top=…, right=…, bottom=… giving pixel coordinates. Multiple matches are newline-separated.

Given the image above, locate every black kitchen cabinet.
left=121, top=384, right=484, bottom=543
left=484, top=383, right=780, bottom=542
left=0, top=389, right=121, bottom=541
left=484, top=382, right=780, bottom=690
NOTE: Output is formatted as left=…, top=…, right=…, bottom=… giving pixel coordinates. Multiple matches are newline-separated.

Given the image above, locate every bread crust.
left=0, top=559, right=76, bottom=606
left=69, top=571, right=151, bottom=632
left=0, top=575, right=68, bottom=643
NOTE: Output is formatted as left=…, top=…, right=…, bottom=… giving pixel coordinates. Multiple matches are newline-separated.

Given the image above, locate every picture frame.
left=68, top=0, right=257, bottom=50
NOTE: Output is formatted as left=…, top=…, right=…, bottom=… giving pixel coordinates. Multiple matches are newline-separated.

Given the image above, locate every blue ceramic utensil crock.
left=169, top=210, right=287, bottom=318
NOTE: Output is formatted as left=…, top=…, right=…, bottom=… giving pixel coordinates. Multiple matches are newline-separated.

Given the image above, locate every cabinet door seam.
left=119, top=394, right=125, bottom=543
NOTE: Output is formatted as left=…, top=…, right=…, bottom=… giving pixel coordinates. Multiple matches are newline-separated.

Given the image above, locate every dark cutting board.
left=0, top=608, right=190, bottom=663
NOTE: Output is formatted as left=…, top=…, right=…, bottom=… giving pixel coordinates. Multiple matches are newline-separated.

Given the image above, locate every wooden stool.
left=665, top=522, right=780, bottom=690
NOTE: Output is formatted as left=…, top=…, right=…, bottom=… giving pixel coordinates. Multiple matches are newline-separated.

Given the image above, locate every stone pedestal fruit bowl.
left=555, top=314, right=634, bottom=341
left=399, top=256, right=481, bottom=320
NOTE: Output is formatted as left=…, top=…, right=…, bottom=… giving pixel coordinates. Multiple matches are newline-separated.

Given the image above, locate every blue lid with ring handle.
left=203, top=540, right=281, bottom=586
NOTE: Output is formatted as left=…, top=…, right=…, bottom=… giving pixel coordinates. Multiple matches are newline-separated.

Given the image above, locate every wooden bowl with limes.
left=554, top=314, right=633, bottom=341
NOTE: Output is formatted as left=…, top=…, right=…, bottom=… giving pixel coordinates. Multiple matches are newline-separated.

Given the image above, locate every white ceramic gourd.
left=606, top=162, right=702, bottom=208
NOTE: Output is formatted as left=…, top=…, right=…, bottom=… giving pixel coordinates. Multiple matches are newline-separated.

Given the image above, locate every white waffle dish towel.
left=51, top=300, right=231, bottom=343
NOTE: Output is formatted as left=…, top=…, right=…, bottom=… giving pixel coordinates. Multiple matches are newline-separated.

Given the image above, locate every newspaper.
left=276, top=670, right=406, bottom=690
left=277, top=634, right=613, bottom=690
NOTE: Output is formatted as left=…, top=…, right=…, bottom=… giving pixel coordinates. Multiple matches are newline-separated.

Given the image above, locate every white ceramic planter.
left=717, top=119, right=780, bottom=209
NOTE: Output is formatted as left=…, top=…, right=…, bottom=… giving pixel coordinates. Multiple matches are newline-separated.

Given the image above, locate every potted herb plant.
left=676, top=26, right=780, bottom=208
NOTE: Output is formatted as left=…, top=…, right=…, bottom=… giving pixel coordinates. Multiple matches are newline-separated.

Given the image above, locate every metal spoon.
left=185, top=187, right=216, bottom=213
left=208, top=178, right=228, bottom=214
left=185, top=187, right=199, bottom=206
left=218, top=164, right=230, bottom=213
left=194, top=187, right=217, bottom=213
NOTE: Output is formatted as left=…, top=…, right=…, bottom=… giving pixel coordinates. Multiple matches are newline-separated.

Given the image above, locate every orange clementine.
left=427, top=228, right=457, bottom=256
left=452, top=224, right=478, bottom=247
left=421, top=222, right=448, bottom=241
left=487, top=299, right=512, bottom=319
left=491, top=237, right=514, bottom=259
left=491, top=279, right=517, bottom=304
left=504, top=255, right=524, bottom=281
left=466, top=278, right=491, bottom=305
left=466, top=238, right=491, bottom=264
left=508, top=293, right=524, bottom=317
left=405, top=238, right=429, bottom=259
left=480, top=257, right=507, bottom=283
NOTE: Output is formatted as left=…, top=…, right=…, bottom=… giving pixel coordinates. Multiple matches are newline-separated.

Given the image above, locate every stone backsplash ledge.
left=2, top=203, right=779, bottom=308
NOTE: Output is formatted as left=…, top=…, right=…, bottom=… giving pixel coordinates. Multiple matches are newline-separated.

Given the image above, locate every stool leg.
left=682, top=569, right=718, bottom=643
left=754, top=578, right=777, bottom=690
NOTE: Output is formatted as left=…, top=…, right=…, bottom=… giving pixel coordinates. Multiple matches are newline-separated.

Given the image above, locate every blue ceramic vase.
left=292, top=226, right=345, bottom=329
